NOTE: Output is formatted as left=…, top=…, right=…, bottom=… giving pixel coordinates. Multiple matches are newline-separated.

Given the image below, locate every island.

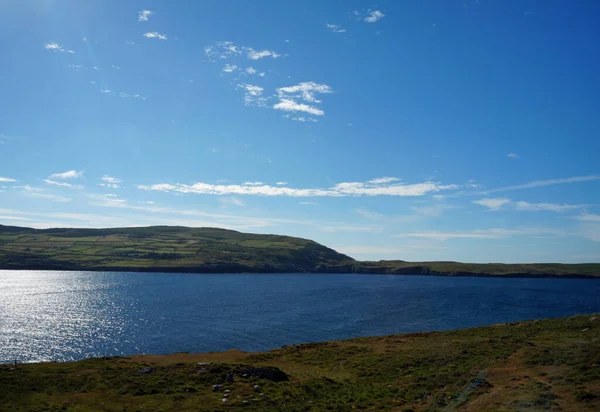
left=1, top=314, right=598, bottom=410
left=0, top=224, right=599, bottom=278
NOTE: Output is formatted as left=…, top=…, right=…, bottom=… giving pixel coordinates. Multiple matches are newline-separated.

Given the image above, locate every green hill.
left=0, top=225, right=354, bottom=273
left=1, top=314, right=599, bottom=411
left=0, top=224, right=599, bottom=277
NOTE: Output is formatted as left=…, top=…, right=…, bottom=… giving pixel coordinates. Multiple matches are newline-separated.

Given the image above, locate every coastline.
left=1, top=265, right=599, bottom=279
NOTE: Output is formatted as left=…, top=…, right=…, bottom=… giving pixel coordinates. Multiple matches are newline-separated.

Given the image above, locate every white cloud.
left=273, top=99, right=324, bottom=116
left=44, top=179, right=83, bottom=189
left=247, top=48, right=280, bottom=60
left=365, top=10, right=385, bottom=23
left=482, top=175, right=600, bottom=194
left=137, top=177, right=465, bottom=198
left=48, top=170, right=83, bottom=179
left=514, top=201, right=579, bottom=212
left=143, top=32, right=167, bottom=40
left=288, top=116, right=318, bottom=122
left=472, top=198, right=511, bottom=210
left=205, top=42, right=280, bottom=61
left=368, top=177, right=400, bottom=184
left=138, top=9, right=153, bottom=21
left=0, top=177, right=16, bottom=182
left=223, top=64, right=238, bottom=73
left=298, top=201, right=319, bottom=205
left=274, top=82, right=332, bottom=117
left=473, top=197, right=582, bottom=212
left=276, top=182, right=288, bottom=186
left=237, top=84, right=266, bottom=106
left=242, top=181, right=264, bottom=186
left=44, top=42, right=75, bottom=54
left=99, top=175, right=122, bottom=189
left=277, top=81, right=333, bottom=103
left=326, top=24, right=346, bottom=33
left=507, top=153, right=519, bottom=159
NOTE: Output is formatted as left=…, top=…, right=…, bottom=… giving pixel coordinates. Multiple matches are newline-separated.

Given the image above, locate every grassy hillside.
left=0, top=225, right=354, bottom=273
left=1, top=314, right=599, bottom=411
left=0, top=224, right=599, bottom=277
left=356, top=260, right=600, bottom=278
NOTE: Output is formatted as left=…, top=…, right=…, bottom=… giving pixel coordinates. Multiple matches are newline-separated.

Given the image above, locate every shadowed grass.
left=1, top=314, right=599, bottom=411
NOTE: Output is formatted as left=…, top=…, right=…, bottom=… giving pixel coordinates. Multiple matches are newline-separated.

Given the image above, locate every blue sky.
left=1, top=0, right=599, bottom=263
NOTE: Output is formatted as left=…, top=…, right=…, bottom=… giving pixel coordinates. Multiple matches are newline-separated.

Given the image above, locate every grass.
left=1, top=224, right=599, bottom=277
left=1, top=314, right=599, bottom=411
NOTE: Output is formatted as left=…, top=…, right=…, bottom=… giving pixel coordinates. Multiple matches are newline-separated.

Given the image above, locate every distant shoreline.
left=1, top=265, right=599, bottom=279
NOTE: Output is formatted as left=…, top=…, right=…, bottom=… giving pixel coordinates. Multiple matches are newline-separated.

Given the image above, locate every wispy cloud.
left=247, top=48, right=280, bottom=60
left=137, top=177, right=464, bottom=198
left=243, top=181, right=265, bottom=186
left=573, top=213, right=600, bottom=222
left=138, top=9, right=153, bottom=22
left=277, top=82, right=332, bottom=103
left=48, top=170, right=83, bottom=179
left=220, top=197, right=245, bottom=207
left=99, top=175, right=122, bottom=189
left=326, top=24, right=346, bottom=33
left=205, top=42, right=280, bottom=60
left=473, top=197, right=583, bottom=212
left=44, top=179, right=83, bottom=189
left=480, top=175, right=600, bottom=194
left=20, top=186, right=71, bottom=202
left=237, top=84, right=266, bottom=107
left=364, top=10, right=385, bottom=23
left=44, top=42, right=75, bottom=54
left=245, top=67, right=265, bottom=76
left=368, top=177, right=400, bottom=184
left=276, top=182, right=288, bottom=186
left=0, top=177, right=17, bottom=183
left=472, top=198, right=511, bottom=210
left=507, top=153, right=519, bottom=159
left=223, top=64, right=238, bottom=73
left=514, top=201, right=579, bottom=212
left=274, top=82, right=333, bottom=118
left=143, top=32, right=167, bottom=40
left=274, top=99, right=323, bottom=116
left=394, top=228, right=564, bottom=241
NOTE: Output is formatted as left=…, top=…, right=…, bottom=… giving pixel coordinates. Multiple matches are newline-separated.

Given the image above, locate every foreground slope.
left=0, top=225, right=353, bottom=273
left=0, top=224, right=599, bottom=277
left=1, top=315, right=599, bottom=411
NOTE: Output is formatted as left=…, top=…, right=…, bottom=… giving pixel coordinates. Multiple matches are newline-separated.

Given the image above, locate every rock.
left=242, top=400, right=249, bottom=406
left=242, top=373, right=248, bottom=378
left=259, top=393, right=265, bottom=397
left=224, top=389, right=231, bottom=393
left=223, top=393, right=229, bottom=398
left=137, top=367, right=153, bottom=374
left=196, top=362, right=210, bottom=366
left=237, top=367, right=288, bottom=382
left=226, top=373, right=235, bottom=382
left=254, top=384, right=261, bottom=391
left=222, top=398, right=228, bottom=403
left=212, top=384, right=222, bottom=392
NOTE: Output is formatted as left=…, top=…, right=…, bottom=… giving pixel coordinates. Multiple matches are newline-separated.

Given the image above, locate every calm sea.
left=1, top=270, right=599, bottom=363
